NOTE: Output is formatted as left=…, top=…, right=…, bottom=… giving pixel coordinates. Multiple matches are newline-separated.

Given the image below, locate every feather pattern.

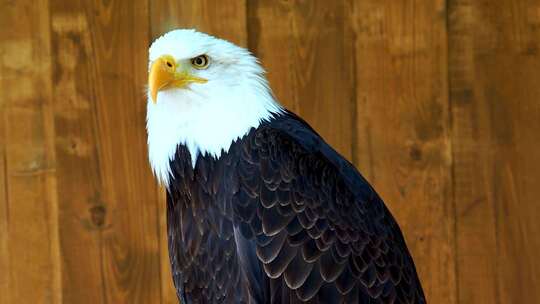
left=166, top=111, right=426, bottom=303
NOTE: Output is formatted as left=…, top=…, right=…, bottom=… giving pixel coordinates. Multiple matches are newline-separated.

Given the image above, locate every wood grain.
left=0, top=75, right=6, bottom=304
left=247, top=0, right=356, bottom=161
left=150, top=0, right=247, bottom=46
left=49, top=5, right=104, bottom=301
left=149, top=1, right=248, bottom=302
left=448, top=0, right=540, bottom=302
left=49, top=0, right=161, bottom=302
left=352, top=1, right=456, bottom=303
left=0, top=0, right=61, bottom=303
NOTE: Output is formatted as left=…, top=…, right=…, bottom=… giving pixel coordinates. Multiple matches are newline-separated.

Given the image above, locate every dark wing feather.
left=232, top=112, right=426, bottom=304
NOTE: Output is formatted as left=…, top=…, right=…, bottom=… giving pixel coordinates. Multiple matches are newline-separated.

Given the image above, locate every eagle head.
left=147, top=29, right=282, bottom=185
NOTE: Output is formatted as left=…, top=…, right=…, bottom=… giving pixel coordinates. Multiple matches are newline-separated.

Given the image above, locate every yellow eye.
left=191, top=55, right=210, bottom=69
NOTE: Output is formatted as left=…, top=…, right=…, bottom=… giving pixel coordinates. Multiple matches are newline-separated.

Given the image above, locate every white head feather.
left=146, top=29, right=283, bottom=186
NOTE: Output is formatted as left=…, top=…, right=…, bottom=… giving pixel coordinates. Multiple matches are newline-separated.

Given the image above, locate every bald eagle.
left=146, top=29, right=426, bottom=304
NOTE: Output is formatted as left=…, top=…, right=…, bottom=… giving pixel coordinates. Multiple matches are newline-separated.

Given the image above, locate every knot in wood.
left=89, top=205, right=106, bottom=228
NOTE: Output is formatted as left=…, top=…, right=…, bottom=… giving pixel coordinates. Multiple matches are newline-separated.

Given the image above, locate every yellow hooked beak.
left=148, top=54, right=208, bottom=103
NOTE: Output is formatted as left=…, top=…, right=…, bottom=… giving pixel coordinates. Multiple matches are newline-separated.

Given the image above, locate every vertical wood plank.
left=50, top=0, right=161, bottom=303
left=92, top=0, right=162, bottom=301
left=247, top=0, right=355, bottom=161
left=50, top=6, right=105, bottom=302
left=352, top=1, right=456, bottom=303
left=150, top=1, right=248, bottom=302
left=448, top=0, right=540, bottom=302
left=447, top=2, right=498, bottom=302
left=0, top=0, right=61, bottom=303
left=150, top=0, right=247, bottom=46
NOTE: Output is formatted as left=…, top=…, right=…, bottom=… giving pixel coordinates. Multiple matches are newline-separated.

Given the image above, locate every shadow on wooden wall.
left=1, top=0, right=539, bottom=303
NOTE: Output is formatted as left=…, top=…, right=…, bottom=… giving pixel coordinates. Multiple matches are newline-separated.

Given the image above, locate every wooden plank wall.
left=1, top=0, right=539, bottom=303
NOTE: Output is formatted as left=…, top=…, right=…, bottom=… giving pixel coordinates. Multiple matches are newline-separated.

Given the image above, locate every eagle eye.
left=191, top=55, right=210, bottom=69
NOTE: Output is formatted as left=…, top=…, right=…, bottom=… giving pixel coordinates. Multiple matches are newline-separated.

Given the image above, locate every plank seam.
left=348, top=0, right=359, bottom=167
left=444, top=0, right=460, bottom=302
